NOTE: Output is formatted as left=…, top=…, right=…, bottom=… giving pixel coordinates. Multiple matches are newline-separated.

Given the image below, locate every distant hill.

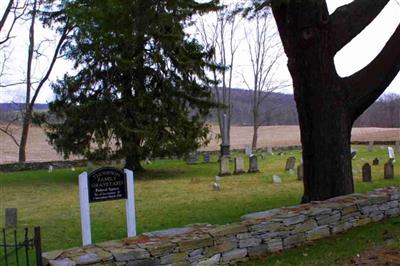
left=1, top=89, right=399, bottom=128
left=0, top=103, right=48, bottom=112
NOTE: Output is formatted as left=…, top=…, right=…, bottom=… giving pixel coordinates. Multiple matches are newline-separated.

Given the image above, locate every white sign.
left=79, top=168, right=136, bottom=246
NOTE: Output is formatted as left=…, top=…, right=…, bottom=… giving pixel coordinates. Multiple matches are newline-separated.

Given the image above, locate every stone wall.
left=0, top=160, right=88, bottom=172
left=44, top=187, right=400, bottom=266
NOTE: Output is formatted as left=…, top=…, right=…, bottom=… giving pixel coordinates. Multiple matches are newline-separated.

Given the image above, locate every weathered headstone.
left=267, top=146, right=273, bottom=155
left=297, top=164, right=303, bottom=181
left=388, top=147, right=395, bottom=161
left=285, top=157, right=296, bottom=171
left=213, top=176, right=221, bottom=191
left=245, top=145, right=252, bottom=156
left=362, top=163, right=372, bottom=182
left=272, top=174, right=282, bottom=183
left=373, top=158, right=379, bottom=166
left=248, top=155, right=259, bottom=173
left=351, top=149, right=358, bottom=160
left=384, top=161, right=394, bottom=179
left=219, top=157, right=231, bottom=176
left=186, top=152, right=198, bottom=164
left=396, top=141, right=400, bottom=154
left=234, top=157, right=245, bottom=175
left=368, top=141, right=374, bottom=152
left=5, top=208, right=17, bottom=227
left=203, top=152, right=211, bottom=163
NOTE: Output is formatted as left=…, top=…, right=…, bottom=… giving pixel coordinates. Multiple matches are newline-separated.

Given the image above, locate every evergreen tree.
left=45, top=0, right=219, bottom=171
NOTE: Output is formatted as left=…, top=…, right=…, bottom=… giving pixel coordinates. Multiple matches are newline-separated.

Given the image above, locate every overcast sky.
left=0, top=0, right=399, bottom=103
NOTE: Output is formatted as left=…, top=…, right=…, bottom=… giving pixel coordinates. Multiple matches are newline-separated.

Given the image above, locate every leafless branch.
left=0, top=115, right=20, bottom=147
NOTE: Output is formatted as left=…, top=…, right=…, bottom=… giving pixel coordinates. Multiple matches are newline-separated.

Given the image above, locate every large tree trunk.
left=271, top=0, right=399, bottom=202
left=124, top=153, right=144, bottom=172
left=297, top=88, right=354, bottom=202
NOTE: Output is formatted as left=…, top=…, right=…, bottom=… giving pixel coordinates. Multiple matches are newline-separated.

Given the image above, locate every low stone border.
left=43, top=186, right=400, bottom=266
left=0, top=160, right=88, bottom=172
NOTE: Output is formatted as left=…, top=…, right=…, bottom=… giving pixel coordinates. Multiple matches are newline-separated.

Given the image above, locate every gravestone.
left=5, top=208, right=17, bottom=227
left=351, top=149, right=358, bottom=160
left=396, top=141, right=400, bottom=154
left=362, top=163, right=372, bottom=182
left=213, top=176, right=221, bottom=191
left=186, top=152, right=198, bottom=164
left=373, top=158, right=379, bottom=166
left=219, top=157, right=231, bottom=176
left=272, top=175, right=282, bottom=183
left=203, top=152, right=211, bottom=163
left=245, top=145, right=252, bottom=156
left=297, top=164, right=303, bottom=181
left=388, top=147, right=395, bottom=162
left=285, top=157, right=296, bottom=171
left=267, top=146, right=273, bottom=155
left=368, top=141, right=374, bottom=152
left=48, top=165, right=54, bottom=173
left=248, top=155, right=259, bottom=173
left=234, top=157, right=245, bottom=174
left=384, top=161, right=394, bottom=179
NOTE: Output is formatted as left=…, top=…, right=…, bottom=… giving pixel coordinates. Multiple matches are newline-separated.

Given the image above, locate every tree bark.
left=124, top=154, right=144, bottom=172
left=252, top=124, right=258, bottom=152
left=19, top=0, right=37, bottom=162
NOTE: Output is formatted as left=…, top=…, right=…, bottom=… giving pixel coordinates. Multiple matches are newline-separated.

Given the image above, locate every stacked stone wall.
left=44, top=187, right=400, bottom=266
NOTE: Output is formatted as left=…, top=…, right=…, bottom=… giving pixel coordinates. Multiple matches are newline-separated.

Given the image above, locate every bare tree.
left=242, top=12, right=287, bottom=151
left=18, top=0, right=72, bottom=162
left=196, top=3, right=242, bottom=156
left=0, top=0, right=28, bottom=144
left=0, top=0, right=72, bottom=162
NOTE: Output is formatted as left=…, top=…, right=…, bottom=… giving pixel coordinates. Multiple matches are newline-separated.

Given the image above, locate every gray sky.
left=0, top=0, right=399, bottom=103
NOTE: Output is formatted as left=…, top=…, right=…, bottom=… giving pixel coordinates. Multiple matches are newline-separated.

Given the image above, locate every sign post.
left=125, top=169, right=136, bottom=237
left=79, top=172, right=92, bottom=246
left=78, top=167, right=136, bottom=246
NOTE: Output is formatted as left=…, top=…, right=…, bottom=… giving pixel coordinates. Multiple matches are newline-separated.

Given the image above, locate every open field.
left=0, top=124, right=399, bottom=163
left=0, top=146, right=399, bottom=254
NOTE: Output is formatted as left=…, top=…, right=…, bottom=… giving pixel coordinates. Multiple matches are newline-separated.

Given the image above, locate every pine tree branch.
left=345, top=23, right=400, bottom=120
left=330, top=0, right=390, bottom=53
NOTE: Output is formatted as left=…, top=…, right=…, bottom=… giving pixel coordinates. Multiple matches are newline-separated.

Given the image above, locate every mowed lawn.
left=0, top=145, right=399, bottom=256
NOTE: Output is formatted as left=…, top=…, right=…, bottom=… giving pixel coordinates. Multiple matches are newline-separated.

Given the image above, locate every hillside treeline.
left=1, top=90, right=399, bottom=127
left=207, top=89, right=400, bottom=127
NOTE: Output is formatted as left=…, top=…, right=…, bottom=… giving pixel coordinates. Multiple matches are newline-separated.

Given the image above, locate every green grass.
left=0, top=145, right=399, bottom=259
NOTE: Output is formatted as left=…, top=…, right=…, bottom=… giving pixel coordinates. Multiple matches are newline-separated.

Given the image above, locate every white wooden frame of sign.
left=79, top=169, right=136, bottom=246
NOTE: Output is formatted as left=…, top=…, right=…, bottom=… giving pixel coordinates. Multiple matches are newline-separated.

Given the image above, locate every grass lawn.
left=0, top=145, right=399, bottom=259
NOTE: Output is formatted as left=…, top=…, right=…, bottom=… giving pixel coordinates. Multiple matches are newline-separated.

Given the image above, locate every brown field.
left=0, top=125, right=399, bottom=164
